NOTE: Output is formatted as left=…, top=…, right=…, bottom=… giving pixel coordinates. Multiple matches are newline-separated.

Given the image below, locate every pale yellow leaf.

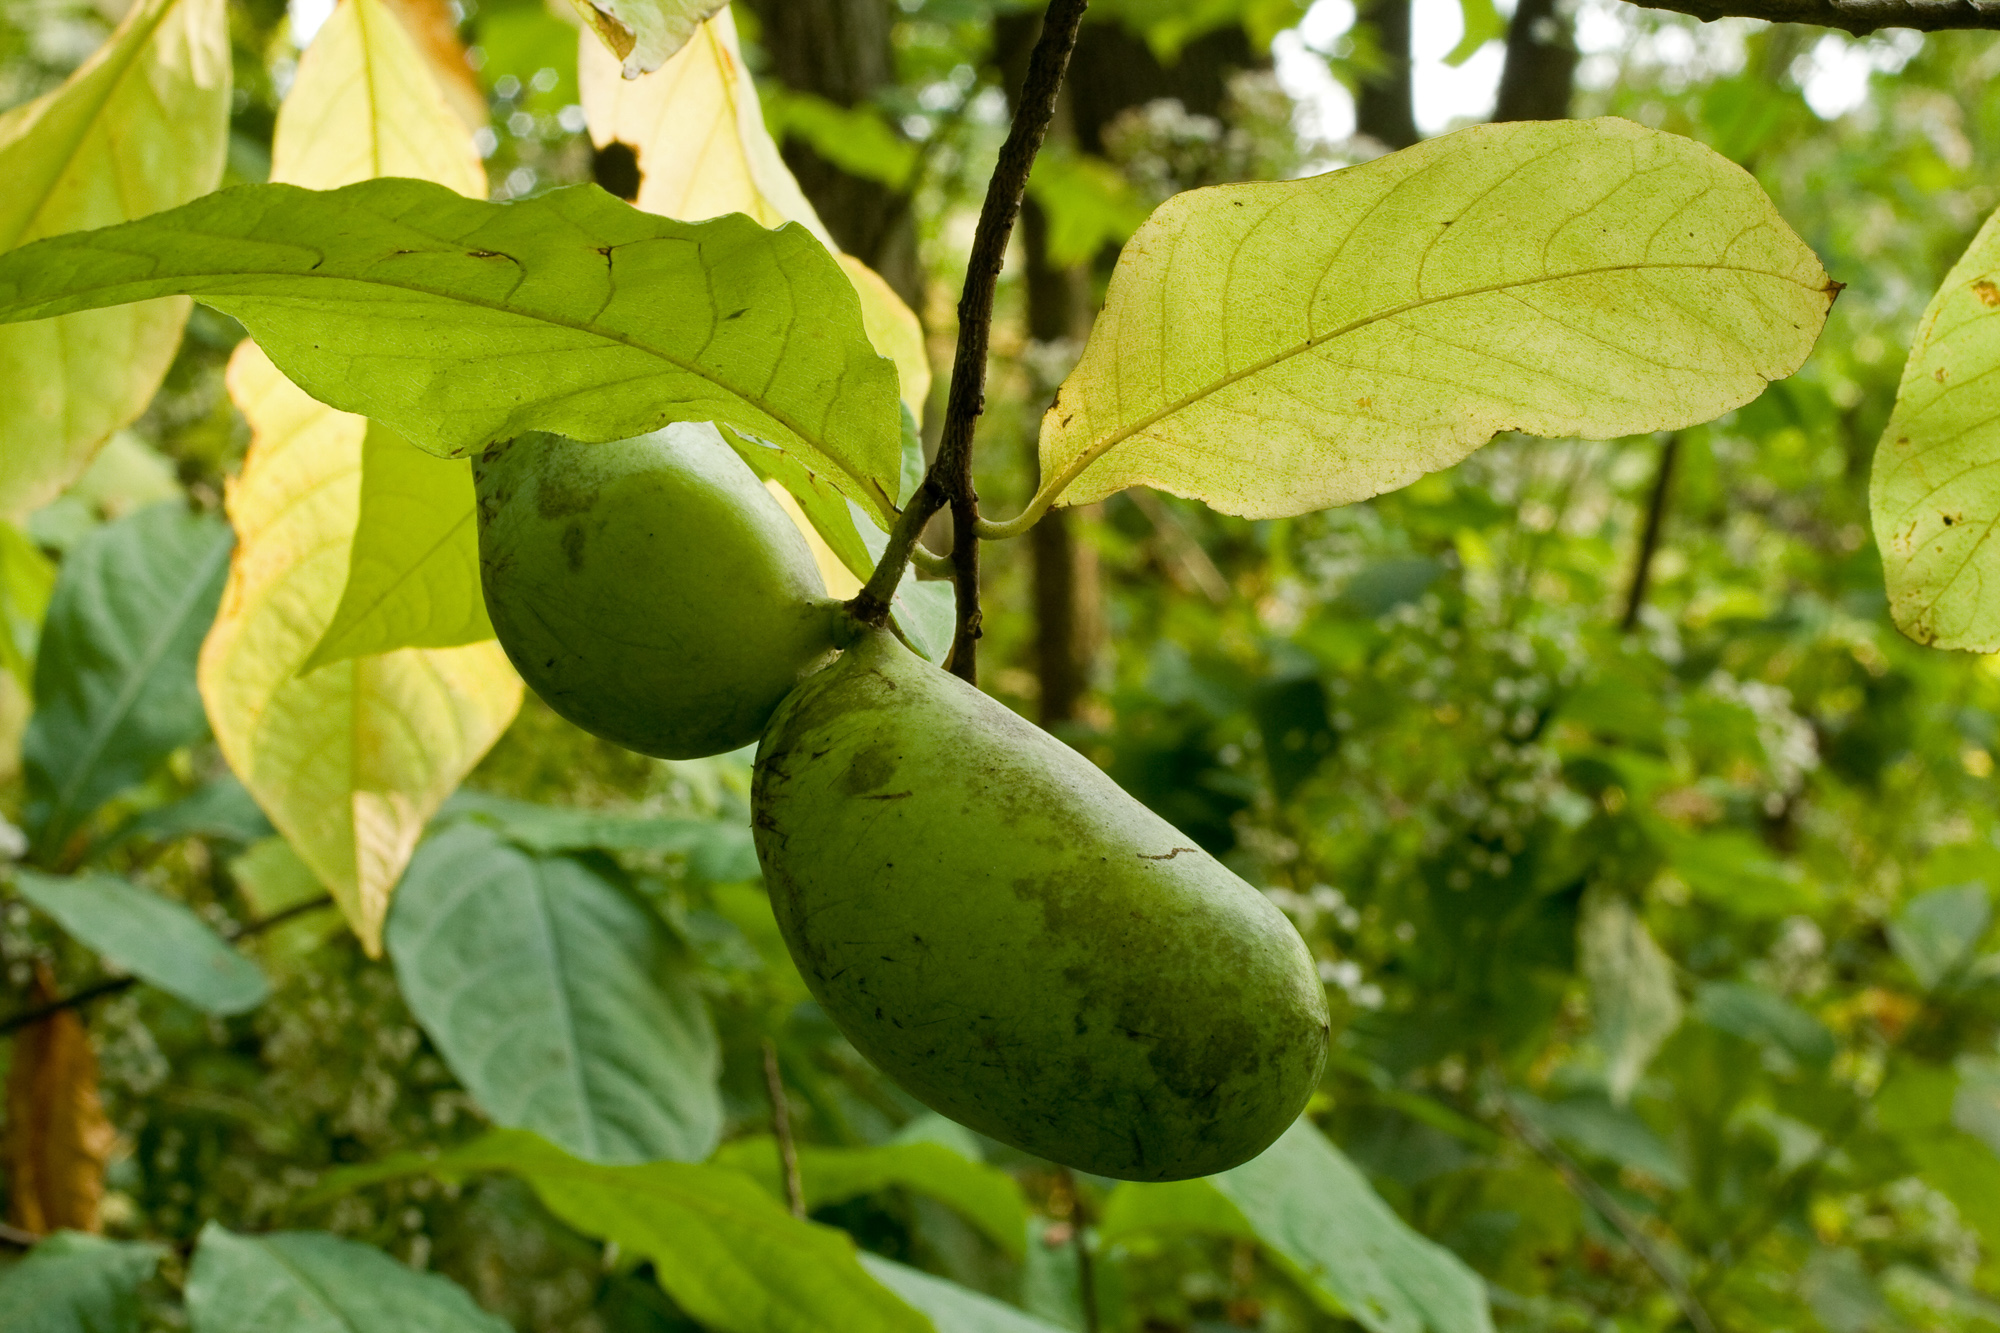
left=304, top=425, right=489, bottom=669
left=1870, top=204, right=2000, bottom=651
left=571, top=0, right=726, bottom=79
left=378, top=0, right=489, bottom=134
left=1037, top=117, right=1835, bottom=520
left=273, top=0, right=485, bottom=197
left=278, top=0, right=489, bottom=665
left=579, top=11, right=931, bottom=421
left=766, top=480, right=862, bottom=600
left=201, top=344, right=521, bottom=954
left=0, top=0, right=229, bottom=518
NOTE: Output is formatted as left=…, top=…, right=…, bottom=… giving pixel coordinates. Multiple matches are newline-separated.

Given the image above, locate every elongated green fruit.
left=476, top=425, right=842, bottom=759
left=753, top=630, right=1329, bottom=1180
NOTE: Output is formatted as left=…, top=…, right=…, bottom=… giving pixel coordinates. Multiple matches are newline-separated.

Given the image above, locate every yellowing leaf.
left=379, top=0, right=490, bottom=133
left=277, top=0, right=488, bottom=666
left=1871, top=203, right=2000, bottom=651
left=273, top=0, right=485, bottom=197
left=571, top=0, right=727, bottom=79
left=200, top=344, right=520, bottom=954
left=304, top=426, right=489, bottom=669
left=579, top=11, right=931, bottom=422
left=837, top=256, right=931, bottom=431
left=0, top=0, right=229, bottom=518
left=4, top=965, right=114, bottom=1236
left=766, top=480, right=862, bottom=600
left=1037, top=117, right=1835, bottom=520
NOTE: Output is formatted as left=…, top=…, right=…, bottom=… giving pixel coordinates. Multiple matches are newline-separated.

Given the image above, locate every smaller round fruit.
left=475, top=424, right=843, bottom=759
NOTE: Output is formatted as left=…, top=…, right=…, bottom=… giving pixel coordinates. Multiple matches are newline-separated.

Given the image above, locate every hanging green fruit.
left=753, top=629, right=1330, bottom=1181
left=476, top=425, right=843, bottom=759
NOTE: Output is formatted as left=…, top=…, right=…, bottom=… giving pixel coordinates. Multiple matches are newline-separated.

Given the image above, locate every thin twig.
left=1052, top=1168, right=1099, bottom=1333
left=845, top=0, right=1092, bottom=683
left=1504, top=1101, right=1718, bottom=1333
left=762, top=1038, right=806, bottom=1220
left=1619, top=0, right=2000, bottom=34
left=1622, top=435, right=1680, bottom=633
left=0, top=893, right=336, bottom=1035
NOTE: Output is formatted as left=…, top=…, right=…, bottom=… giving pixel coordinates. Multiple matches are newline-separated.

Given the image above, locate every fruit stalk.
left=846, top=0, right=1092, bottom=682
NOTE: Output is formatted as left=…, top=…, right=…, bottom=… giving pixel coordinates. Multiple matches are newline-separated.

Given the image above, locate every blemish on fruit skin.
left=560, top=522, right=585, bottom=572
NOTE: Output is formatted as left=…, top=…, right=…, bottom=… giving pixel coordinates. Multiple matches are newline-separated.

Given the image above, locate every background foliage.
left=2, top=0, right=2000, bottom=1330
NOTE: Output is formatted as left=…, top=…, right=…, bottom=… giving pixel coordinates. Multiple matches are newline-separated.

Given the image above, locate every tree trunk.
left=1355, top=0, right=1418, bottom=149
left=1062, top=21, right=1253, bottom=156
left=1493, top=0, right=1578, bottom=123
left=744, top=0, right=923, bottom=310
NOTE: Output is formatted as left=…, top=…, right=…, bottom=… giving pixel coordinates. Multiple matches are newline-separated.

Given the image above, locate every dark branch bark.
left=1618, top=0, right=2000, bottom=33
left=1495, top=0, right=1578, bottom=123
left=1621, top=435, right=1680, bottom=633
left=761, top=1039, right=806, bottom=1219
left=1355, top=0, right=1419, bottom=149
left=852, top=0, right=1090, bottom=681
left=0, top=893, right=336, bottom=1036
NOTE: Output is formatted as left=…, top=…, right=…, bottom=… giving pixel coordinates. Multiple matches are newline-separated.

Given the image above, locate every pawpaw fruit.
left=753, top=628, right=1329, bottom=1180
left=476, top=425, right=841, bottom=759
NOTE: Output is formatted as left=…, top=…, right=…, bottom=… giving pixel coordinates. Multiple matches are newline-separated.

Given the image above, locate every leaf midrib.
left=9, top=231, right=887, bottom=508
left=41, top=527, right=231, bottom=850
left=1053, top=258, right=1828, bottom=494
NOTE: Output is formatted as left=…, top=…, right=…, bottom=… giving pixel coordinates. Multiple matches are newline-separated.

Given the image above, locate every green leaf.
left=1890, top=884, right=1993, bottom=992
left=1101, top=1121, right=1493, bottom=1333
left=1038, top=117, right=1833, bottom=520
left=1025, top=151, right=1151, bottom=270
left=106, top=775, right=274, bottom=852
left=576, top=14, right=930, bottom=422
left=184, top=1224, right=507, bottom=1333
left=762, top=89, right=919, bottom=191
left=1873, top=1064, right=2000, bottom=1249
left=13, top=869, right=269, bottom=1015
left=386, top=823, right=722, bottom=1164
left=1800, top=1247, right=1896, bottom=1333
left=1579, top=888, right=1682, bottom=1103
left=440, top=789, right=759, bottom=881
left=22, top=502, right=232, bottom=859
left=1446, top=0, right=1507, bottom=65
left=714, top=1135, right=1030, bottom=1257
left=0, top=1231, right=162, bottom=1333
left=0, top=0, right=229, bottom=518
left=303, top=423, right=490, bottom=669
left=0, top=519, right=55, bottom=693
left=1691, top=981, right=1835, bottom=1067
left=571, top=0, right=726, bottom=78
left=324, top=1130, right=933, bottom=1333
left=858, top=1254, right=1070, bottom=1333
left=1212, top=1121, right=1493, bottom=1333
left=1871, top=203, right=2000, bottom=650
left=1661, top=828, right=1820, bottom=918
left=0, top=178, right=904, bottom=526
left=1098, top=1176, right=1255, bottom=1246
left=1510, top=1092, right=1687, bottom=1189
left=1954, top=1057, right=2000, bottom=1156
